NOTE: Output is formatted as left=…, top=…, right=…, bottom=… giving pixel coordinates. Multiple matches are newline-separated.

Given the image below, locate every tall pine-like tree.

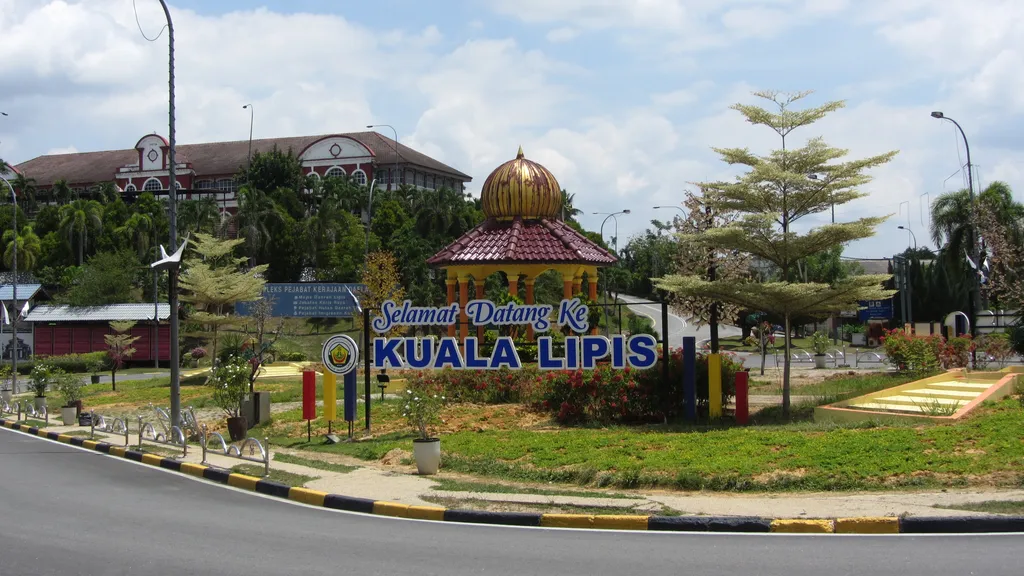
left=656, top=90, right=897, bottom=417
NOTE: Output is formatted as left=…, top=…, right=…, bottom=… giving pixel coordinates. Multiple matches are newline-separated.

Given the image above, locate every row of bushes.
left=8, top=352, right=110, bottom=376
left=403, top=348, right=744, bottom=424
left=881, top=329, right=1016, bottom=373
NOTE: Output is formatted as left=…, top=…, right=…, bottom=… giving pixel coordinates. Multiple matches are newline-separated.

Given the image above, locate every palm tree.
left=931, top=181, right=1024, bottom=272
left=11, top=173, right=38, bottom=214
left=58, top=199, right=103, bottom=265
left=117, top=212, right=153, bottom=259
left=51, top=179, right=73, bottom=206
left=177, top=198, right=221, bottom=238
left=91, top=181, right=119, bottom=204
left=233, top=186, right=280, bottom=263
left=561, top=189, right=582, bottom=222
left=3, top=226, right=41, bottom=271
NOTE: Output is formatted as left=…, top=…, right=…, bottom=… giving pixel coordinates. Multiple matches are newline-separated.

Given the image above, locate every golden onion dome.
left=480, top=147, right=562, bottom=220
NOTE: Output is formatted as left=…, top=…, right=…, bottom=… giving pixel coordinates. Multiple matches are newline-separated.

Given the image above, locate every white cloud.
left=546, top=27, right=579, bottom=43
left=45, top=146, right=79, bottom=155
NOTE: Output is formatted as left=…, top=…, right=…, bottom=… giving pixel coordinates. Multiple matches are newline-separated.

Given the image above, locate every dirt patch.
left=753, top=468, right=807, bottom=484
left=381, top=448, right=412, bottom=466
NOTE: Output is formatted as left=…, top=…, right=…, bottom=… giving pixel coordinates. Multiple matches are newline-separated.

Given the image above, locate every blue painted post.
left=344, top=370, right=357, bottom=423
left=683, top=336, right=696, bottom=422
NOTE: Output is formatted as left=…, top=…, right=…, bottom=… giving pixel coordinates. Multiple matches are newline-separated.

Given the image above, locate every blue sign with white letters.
left=370, top=298, right=659, bottom=371
left=858, top=298, right=894, bottom=322
left=236, top=283, right=365, bottom=318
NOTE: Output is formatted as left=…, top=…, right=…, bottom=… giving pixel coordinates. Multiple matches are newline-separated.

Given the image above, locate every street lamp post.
left=366, top=124, right=401, bottom=189
left=898, top=225, right=918, bottom=327
left=595, top=210, right=630, bottom=336
left=1, top=176, right=17, bottom=394
left=243, top=104, right=254, bottom=184
left=931, top=111, right=980, bottom=366
left=155, top=0, right=182, bottom=431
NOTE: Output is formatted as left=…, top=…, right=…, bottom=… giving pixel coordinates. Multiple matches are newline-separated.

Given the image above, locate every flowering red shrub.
left=882, top=328, right=980, bottom=372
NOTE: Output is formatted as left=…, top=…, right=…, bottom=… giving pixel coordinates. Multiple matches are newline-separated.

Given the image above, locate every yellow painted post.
left=323, top=371, right=337, bottom=424
left=708, top=353, right=722, bottom=418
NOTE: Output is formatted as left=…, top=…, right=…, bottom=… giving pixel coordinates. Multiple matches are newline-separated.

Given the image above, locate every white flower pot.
left=34, top=397, right=46, bottom=411
left=1, top=390, right=10, bottom=404
left=813, top=355, right=827, bottom=369
left=413, top=438, right=441, bottom=475
left=61, top=406, right=77, bottom=426
left=852, top=333, right=866, bottom=346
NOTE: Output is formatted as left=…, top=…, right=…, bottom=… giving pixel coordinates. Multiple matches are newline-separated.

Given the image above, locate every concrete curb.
left=6, top=418, right=1024, bottom=534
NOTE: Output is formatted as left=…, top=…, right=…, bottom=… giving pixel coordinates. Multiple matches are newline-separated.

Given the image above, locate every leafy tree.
left=263, top=208, right=305, bottom=282
left=359, top=250, right=406, bottom=337
left=655, top=90, right=897, bottom=417
left=560, top=189, right=582, bottom=222
left=976, top=202, right=1024, bottom=310
left=61, top=250, right=143, bottom=306
left=51, top=179, right=73, bottom=206
left=240, top=146, right=306, bottom=219
left=3, top=226, right=41, bottom=271
left=116, top=213, right=153, bottom=260
left=178, top=233, right=268, bottom=363
left=11, top=173, right=38, bottom=214
left=58, top=198, right=103, bottom=265
left=314, top=211, right=366, bottom=283
left=233, top=186, right=280, bottom=264
left=104, top=320, right=139, bottom=391
left=931, top=182, right=1024, bottom=276
left=177, top=198, right=221, bottom=238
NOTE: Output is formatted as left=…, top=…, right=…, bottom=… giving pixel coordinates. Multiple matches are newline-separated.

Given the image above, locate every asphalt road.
left=0, top=428, right=1020, bottom=575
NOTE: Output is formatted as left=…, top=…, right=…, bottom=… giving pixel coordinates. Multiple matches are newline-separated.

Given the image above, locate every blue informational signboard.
left=236, top=283, right=366, bottom=318
left=858, top=298, right=894, bottom=322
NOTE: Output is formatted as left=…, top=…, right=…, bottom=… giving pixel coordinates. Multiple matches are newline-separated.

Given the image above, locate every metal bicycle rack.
left=855, top=350, right=885, bottom=367
left=199, top=424, right=270, bottom=477
left=137, top=415, right=188, bottom=458
left=89, top=412, right=131, bottom=445
left=3, top=400, right=49, bottom=425
left=151, top=403, right=201, bottom=441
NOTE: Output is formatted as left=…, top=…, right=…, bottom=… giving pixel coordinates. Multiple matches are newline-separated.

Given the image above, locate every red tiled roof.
left=427, top=217, right=617, bottom=267
left=14, top=131, right=471, bottom=187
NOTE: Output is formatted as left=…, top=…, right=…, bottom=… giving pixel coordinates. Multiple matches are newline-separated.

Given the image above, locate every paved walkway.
left=26, top=419, right=1024, bottom=519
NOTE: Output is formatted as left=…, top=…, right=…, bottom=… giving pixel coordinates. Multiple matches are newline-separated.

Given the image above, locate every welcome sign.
left=371, top=298, right=659, bottom=371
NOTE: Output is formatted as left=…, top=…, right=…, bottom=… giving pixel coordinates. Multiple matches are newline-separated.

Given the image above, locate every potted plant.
left=850, top=324, right=867, bottom=346
left=54, top=369, right=83, bottom=426
left=811, top=331, right=830, bottom=369
left=0, top=364, right=11, bottom=404
left=29, top=363, right=51, bottom=410
left=402, top=387, right=445, bottom=475
left=88, top=357, right=105, bottom=385
left=210, top=355, right=250, bottom=441
left=189, top=347, right=207, bottom=368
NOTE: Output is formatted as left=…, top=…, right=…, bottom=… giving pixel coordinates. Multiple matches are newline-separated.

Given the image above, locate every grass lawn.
left=748, top=371, right=921, bottom=400
left=939, top=500, right=1024, bottom=515
left=274, top=452, right=358, bottom=474
left=262, top=386, right=1024, bottom=493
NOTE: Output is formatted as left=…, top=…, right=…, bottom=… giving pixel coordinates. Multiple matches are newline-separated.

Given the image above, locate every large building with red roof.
left=7, top=131, right=472, bottom=212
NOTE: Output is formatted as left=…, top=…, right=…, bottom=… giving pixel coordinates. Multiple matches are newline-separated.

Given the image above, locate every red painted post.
left=302, top=370, right=316, bottom=421
left=735, top=371, right=749, bottom=425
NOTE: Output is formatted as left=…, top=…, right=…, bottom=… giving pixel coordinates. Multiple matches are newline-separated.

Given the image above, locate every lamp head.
left=243, top=104, right=249, bottom=109
left=622, top=209, right=631, bottom=214
left=930, top=111, right=944, bottom=119
left=366, top=125, right=374, bottom=128
left=898, top=225, right=907, bottom=230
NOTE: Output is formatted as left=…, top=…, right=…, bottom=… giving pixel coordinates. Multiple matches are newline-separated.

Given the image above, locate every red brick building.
left=10, top=131, right=472, bottom=212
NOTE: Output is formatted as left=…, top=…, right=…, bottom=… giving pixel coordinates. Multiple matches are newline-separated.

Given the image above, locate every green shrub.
left=881, top=329, right=942, bottom=373
left=24, top=352, right=109, bottom=375
left=54, top=370, right=84, bottom=407
left=279, top=351, right=307, bottom=361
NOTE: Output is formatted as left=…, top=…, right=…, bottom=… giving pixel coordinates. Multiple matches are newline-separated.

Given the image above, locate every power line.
left=133, top=0, right=167, bottom=42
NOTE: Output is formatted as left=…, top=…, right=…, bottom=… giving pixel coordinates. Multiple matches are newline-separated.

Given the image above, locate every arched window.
left=143, top=178, right=162, bottom=191
left=352, top=169, right=367, bottom=185
left=307, top=171, right=321, bottom=180
left=216, top=179, right=236, bottom=193
left=325, top=166, right=345, bottom=179
left=175, top=181, right=182, bottom=190
left=124, top=183, right=137, bottom=193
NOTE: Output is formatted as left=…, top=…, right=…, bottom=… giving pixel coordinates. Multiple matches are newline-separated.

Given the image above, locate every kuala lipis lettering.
left=372, top=335, right=658, bottom=371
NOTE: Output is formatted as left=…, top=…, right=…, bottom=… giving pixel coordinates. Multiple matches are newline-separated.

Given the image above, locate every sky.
left=1, top=0, right=1023, bottom=258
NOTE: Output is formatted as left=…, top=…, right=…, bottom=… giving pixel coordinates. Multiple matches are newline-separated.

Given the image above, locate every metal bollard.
left=123, top=420, right=129, bottom=447
left=200, top=424, right=208, bottom=465
left=89, top=411, right=95, bottom=440
left=264, top=437, right=270, bottom=477
left=138, top=416, right=144, bottom=449
left=17, top=401, right=21, bottom=422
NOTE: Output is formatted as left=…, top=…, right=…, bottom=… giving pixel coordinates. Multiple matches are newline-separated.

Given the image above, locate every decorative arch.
left=142, top=178, right=162, bottom=192
left=124, top=183, right=137, bottom=193
left=324, top=166, right=346, bottom=179
left=298, top=135, right=374, bottom=162
left=351, top=169, right=367, bottom=185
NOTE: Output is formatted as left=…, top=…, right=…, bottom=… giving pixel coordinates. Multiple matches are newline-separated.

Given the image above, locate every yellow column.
left=458, top=276, right=470, bottom=343
left=708, top=353, right=722, bottom=418
left=572, top=274, right=582, bottom=296
left=446, top=277, right=457, bottom=339
left=323, top=371, right=337, bottom=423
left=562, top=272, right=573, bottom=300
left=587, top=270, right=599, bottom=335
left=525, top=277, right=536, bottom=341
left=475, top=280, right=485, bottom=341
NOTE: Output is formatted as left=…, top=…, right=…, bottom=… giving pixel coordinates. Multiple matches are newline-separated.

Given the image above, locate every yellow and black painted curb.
left=5, top=418, right=1024, bottom=534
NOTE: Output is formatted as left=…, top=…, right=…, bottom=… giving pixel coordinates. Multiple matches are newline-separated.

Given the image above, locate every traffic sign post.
left=322, top=334, right=359, bottom=439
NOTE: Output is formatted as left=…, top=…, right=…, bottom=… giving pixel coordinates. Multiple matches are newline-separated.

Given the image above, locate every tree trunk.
left=782, top=313, right=792, bottom=418
left=111, top=370, right=117, bottom=392
left=760, top=331, right=767, bottom=376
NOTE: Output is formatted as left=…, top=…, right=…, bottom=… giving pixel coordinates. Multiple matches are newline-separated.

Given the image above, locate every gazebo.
left=427, top=147, right=617, bottom=341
